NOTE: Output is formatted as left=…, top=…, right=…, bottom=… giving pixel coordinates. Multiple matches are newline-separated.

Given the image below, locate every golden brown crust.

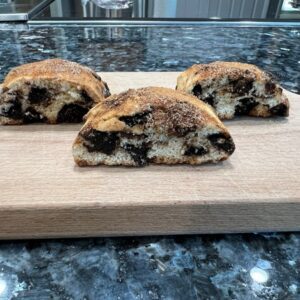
left=3, top=59, right=109, bottom=102
left=184, top=61, right=270, bottom=83
left=84, top=87, right=227, bottom=134
left=176, top=61, right=274, bottom=95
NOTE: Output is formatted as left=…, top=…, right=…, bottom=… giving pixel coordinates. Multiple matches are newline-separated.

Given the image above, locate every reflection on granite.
left=0, top=233, right=299, bottom=299
left=0, top=24, right=299, bottom=93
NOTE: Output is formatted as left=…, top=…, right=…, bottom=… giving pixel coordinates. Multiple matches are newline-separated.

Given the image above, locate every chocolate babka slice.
left=73, top=87, right=235, bottom=167
left=176, top=61, right=289, bottom=120
left=0, top=59, right=110, bottom=124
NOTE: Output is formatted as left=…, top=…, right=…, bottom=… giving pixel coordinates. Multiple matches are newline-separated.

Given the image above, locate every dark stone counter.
left=0, top=24, right=299, bottom=93
left=0, top=234, right=299, bottom=299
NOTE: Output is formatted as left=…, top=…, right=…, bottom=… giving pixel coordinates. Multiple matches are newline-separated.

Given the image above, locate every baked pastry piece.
left=0, top=59, right=110, bottom=125
left=176, top=61, right=289, bottom=120
left=73, top=87, right=235, bottom=167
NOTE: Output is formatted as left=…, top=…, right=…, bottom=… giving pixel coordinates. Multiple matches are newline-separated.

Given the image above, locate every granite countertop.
left=0, top=24, right=300, bottom=93
left=0, top=23, right=299, bottom=299
left=0, top=234, right=299, bottom=299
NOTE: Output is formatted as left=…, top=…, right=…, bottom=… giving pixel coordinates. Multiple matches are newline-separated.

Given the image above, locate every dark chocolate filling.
left=235, top=97, right=258, bottom=116
left=28, top=87, right=51, bottom=105
left=0, top=99, right=22, bottom=119
left=91, top=72, right=102, bottom=81
left=57, top=104, right=88, bottom=123
left=103, top=82, right=111, bottom=98
left=83, top=129, right=119, bottom=155
left=81, top=90, right=93, bottom=105
left=269, top=103, right=288, bottom=117
left=203, top=94, right=215, bottom=107
left=231, top=79, right=253, bottom=95
left=251, top=89, right=259, bottom=97
left=90, top=73, right=110, bottom=97
left=119, top=111, right=150, bottom=127
left=121, top=132, right=148, bottom=140
left=122, top=143, right=149, bottom=166
left=185, top=146, right=208, bottom=156
left=173, top=125, right=197, bottom=137
left=265, top=82, right=276, bottom=95
left=192, top=84, right=202, bottom=98
left=208, top=133, right=235, bottom=154
left=23, top=107, right=46, bottom=123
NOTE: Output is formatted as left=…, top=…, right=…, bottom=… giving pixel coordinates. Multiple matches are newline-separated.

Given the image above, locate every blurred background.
left=1, top=0, right=300, bottom=21
left=30, top=0, right=300, bottom=21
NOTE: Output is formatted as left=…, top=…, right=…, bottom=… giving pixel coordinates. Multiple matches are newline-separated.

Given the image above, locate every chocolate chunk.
left=269, top=103, right=288, bottom=117
left=265, top=82, right=276, bottom=95
left=231, top=79, right=253, bottom=95
left=81, top=90, right=93, bottom=104
left=192, top=85, right=202, bottom=98
left=23, top=107, right=45, bottom=123
left=119, top=111, right=150, bottom=127
left=28, top=87, right=50, bottom=104
left=57, top=104, right=88, bottom=123
left=235, top=98, right=258, bottom=115
left=208, top=133, right=235, bottom=154
left=122, top=143, right=149, bottom=166
left=185, top=146, right=208, bottom=156
left=83, top=129, right=119, bottom=154
left=173, top=125, right=197, bottom=137
left=251, top=89, right=258, bottom=97
left=103, top=82, right=111, bottom=98
left=0, top=99, right=22, bottom=119
left=90, top=72, right=111, bottom=98
left=121, top=132, right=148, bottom=140
left=91, top=72, right=102, bottom=81
left=203, top=94, right=215, bottom=107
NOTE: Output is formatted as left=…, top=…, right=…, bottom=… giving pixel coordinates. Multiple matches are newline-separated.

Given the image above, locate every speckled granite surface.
left=0, top=234, right=299, bottom=299
left=0, top=24, right=299, bottom=93
left=0, top=24, right=300, bottom=299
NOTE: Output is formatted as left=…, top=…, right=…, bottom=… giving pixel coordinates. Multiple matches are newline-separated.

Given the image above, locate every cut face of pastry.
left=0, top=59, right=110, bottom=125
left=73, top=87, right=235, bottom=167
left=176, top=61, right=289, bottom=120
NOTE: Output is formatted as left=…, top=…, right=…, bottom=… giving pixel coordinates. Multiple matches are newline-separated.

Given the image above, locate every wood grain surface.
left=0, top=72, right=299, bottom=239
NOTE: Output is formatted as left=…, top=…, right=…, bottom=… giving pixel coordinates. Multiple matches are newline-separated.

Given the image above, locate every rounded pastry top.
left=82, top=86, right=228, bottom=136
left=179, top=61, right=273, bottom=82
left=2, top=58, right=110, bottom=102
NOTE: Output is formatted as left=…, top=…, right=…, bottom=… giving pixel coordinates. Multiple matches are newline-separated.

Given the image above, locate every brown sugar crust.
left=182, top=61, right=270, bottom=83
left=86, top=87, right=225, bottom=133
left=84, top=87, right=226, bottom=134
left=3, top=59, right=109, bottom=103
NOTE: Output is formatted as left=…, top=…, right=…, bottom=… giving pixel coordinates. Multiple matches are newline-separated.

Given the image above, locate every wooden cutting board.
left=0, top=72, right=299, bottom=239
